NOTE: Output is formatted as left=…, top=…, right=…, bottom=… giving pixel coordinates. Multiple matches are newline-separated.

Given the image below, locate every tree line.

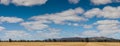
left=43, top=38, right=120, bottom=42
left=0, top=37, right=120, bottom=42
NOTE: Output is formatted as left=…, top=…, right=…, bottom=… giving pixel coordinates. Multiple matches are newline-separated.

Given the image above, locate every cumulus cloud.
left=68, top=23, right=80, bottom=26
left=72, top=23, right=80, bottom=26
left=68, top=0, right=80, bottom=4
left=21, top=7, right=86, bottom=30
left=0, top=16, right=23, bottom=23
left=84, top=6, right=120, bottom=19
left=94, top=20, right=120, bottom=25
left=115, top=0, right=120, bottom=2
left=31, top=7, right=85, bottom=24
left=94, top=20, right=120, bottom=31
left=82, top=20, right=120, bottom=38
left=0, top=0, right=10, bottom=5
left=0, top=28, right=61, bottom=40
left=35, top=28, right=61, bottom=39
left=82, top=24, right=93, bottom=29
left=91, top=0, right=112, bottom=5
left=84, top=8, right=101, bottom=18
left=81, top=30, right=99, bottom=37
left=91, top=0, right=120, bottom=5
left=0, top=0, right=48, bottom=6
left=0, top=26, right=5, bottom=31
left=3, top=30, right=32, bottom=40
left=21, top=21, right=50, bottom=31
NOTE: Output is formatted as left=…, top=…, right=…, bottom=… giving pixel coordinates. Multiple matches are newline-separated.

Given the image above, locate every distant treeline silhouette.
left=0, top=37, right=120, bottom=42
left=43, top=37, right=120, bottom=42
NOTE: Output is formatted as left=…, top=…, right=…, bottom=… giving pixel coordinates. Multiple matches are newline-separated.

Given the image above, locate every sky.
left=0, top=0, right=120, bottom=40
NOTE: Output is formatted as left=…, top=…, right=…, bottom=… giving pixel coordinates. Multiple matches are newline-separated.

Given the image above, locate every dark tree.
left=9, top=38, right=12, bottom=42
left=53, top=39, right=57, bottom=42
left=86, top=38, right=89, bottom=42
left=47, top=39, right=52, bottom=42
left=0, top=39, right=1, bottom=42
left=104, top=40, right=107, bottom=42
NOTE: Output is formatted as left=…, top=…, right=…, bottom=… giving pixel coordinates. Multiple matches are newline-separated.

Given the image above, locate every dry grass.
left=0, top=42, right=119, bottom=46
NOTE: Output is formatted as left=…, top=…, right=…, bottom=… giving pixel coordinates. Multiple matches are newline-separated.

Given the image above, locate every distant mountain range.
left=0, top=37, right=120, bottom=42
left=43, top=37, right=120, bottom=42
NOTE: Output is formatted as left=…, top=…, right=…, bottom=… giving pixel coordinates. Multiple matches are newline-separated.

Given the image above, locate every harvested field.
left=0, top=42, right=119, bottom=46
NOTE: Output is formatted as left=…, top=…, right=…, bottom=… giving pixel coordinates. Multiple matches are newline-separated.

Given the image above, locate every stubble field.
left=0, top=42, right=119, bottom=46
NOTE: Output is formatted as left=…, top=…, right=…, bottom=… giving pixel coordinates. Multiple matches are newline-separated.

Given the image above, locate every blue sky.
left=0, top=0, right=120, bottom=40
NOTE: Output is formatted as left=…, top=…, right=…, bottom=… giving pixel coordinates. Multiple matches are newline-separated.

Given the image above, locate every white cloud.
left=21, top=7, right=86, bottom=30
left=73, top=23, right=80, bottom=26
left=81, top=30, right=100, bottom=37
left=83, top=24, right=93, bottom=29
left=84, top=6, right=120, bottom=19
left=115, top=0, right=120, bottom=2
left=21, top=21, right=50, bottom=31
left=0, top=0, right=10, bottom=5
left=0, top=16, right=23, bottom=23
left=3, top=30, right=32, bottom=40
left=91, top=0, right=120, bottom=5
left=31, top=7, right=85, bottom=24
left=91, top=0, right=112, bottom=5
left=68, top=0, right=80, bottom=4
left=94, top=20, right=120, bottom=25
left=81, top=20, right=120, bottom=38
left=100, top=6, right=120, bottom=19
left=0, top=26, right=5, bottom=31
left=35, top=28, right=61, bottom=39
left=68, top=23, right=80, bottom=26
left=111, top=33, right=120, bottom=39
left=0, top=28, right=61, bottom=40
left=0, top=0, right=48, bottom=6
left=84, top=8, right=101, bottom=18
left=95, top=20, right=120, bottom=32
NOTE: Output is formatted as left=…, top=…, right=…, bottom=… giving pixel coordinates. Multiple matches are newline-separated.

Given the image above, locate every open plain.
left=0, top=42, right=119, bottom=46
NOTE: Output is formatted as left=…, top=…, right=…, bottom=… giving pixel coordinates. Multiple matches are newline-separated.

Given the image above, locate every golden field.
left=0, top=42, right=119, bottom=46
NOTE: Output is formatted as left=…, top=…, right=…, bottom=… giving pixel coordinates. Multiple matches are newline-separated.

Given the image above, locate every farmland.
left=0, top=42, right=119, bottom=46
